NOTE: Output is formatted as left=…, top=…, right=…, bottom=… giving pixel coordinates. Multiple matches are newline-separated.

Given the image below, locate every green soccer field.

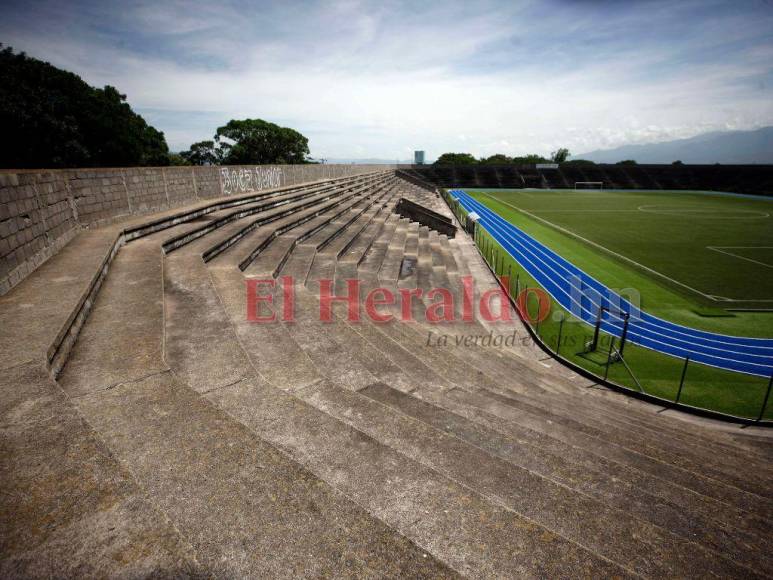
left=466, top=188, right=773, bottom=338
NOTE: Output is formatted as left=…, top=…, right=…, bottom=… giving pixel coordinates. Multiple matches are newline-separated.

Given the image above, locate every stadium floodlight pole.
left=757, top=374, right=773, bottom=423
left=675, top=357, right=690, bottom=404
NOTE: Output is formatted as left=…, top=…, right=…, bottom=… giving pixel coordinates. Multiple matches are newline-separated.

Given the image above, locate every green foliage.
left=480, top=154, right=512, bottom=164
left=616, top=159, right=638, bottom=165
left=510, top=154, right=551, bottom=164
left=214, top=119, right=310, bottom=164
left=434, top=152, right=479, bottom=165
left=672, top=160, right=684, bottom=165
left=180, top=140, right=220, bottom=165
left=562, top=159, right=597, bottom=166
left=167, top=153, right=191, bottom=166
left=435, top=152, right=560, bottom=165
left=551, top=148, right=570, bottom=163
left=0, top=45, right=170, bottom=168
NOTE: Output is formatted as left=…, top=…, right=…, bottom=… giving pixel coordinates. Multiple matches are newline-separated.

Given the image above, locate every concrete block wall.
left=0, top=163, right=392, bottom=294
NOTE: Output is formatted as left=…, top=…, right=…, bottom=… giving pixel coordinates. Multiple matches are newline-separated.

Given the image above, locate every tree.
left=215, top=119, right=310, bottom=165
left=434, top=153, right=478, bottom=165
left=562, top=159, right=596, bottom=166
left=616, top=159, right=638, bottom=166
left=672, top=160, right=684, bottom=165
left=511, top=154, right=550, bottom=164
left=480, top=154, right=512, bottom=165
left=0, top=45, right=170, bottom=168
left=181, top=140, right=220, bottom=165
left=551, top=148, right=570, bottom=163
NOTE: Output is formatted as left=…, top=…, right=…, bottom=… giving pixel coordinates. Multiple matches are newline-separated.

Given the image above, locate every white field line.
left=481, top=192, right=731, bottom=303
left=707, top=246, right=773, bottom=270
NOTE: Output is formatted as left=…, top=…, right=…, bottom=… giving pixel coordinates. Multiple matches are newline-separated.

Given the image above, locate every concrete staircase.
left=1, top=170, right=771, bottom=578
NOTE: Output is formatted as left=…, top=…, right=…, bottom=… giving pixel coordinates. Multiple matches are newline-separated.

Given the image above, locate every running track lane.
left=451, top=189, right=773, bottom=377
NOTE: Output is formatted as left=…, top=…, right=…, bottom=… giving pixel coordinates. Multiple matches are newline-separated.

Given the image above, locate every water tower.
left=414, top=150, right=425, bottom=165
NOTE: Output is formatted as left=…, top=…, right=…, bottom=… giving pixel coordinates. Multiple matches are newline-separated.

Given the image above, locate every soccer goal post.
left=574, top=181, right=604, bottom=190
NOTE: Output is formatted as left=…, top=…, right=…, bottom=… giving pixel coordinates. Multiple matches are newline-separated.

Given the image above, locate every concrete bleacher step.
left=56, top=229, right=456, bottom=578
left=163, top=267, right=632, bottom=577
left=298, top=381, right=760, bottom=578
left=278, top=185, right=398, bottom=283
left=437, top=383, right=772, bottom=517
left=0, top=361, right=202, bottom=578
left=243, top=189, right=380, bottom=279
left=407, top=383, right=773, bottom=540
left=315, top=273, right=773, bottom=531
left=306, top=191, right=400, bottom=284
left=238, top=180, right=391, bottom=275
left=160, top=175, right=373, bottom=253
left=357, top=382, right=773, bottom=574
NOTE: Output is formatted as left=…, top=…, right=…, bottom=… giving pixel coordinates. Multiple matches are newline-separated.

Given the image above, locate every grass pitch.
left=466, top=189, right=773, bottom=337
left=462, top=189, right=773, bottom=420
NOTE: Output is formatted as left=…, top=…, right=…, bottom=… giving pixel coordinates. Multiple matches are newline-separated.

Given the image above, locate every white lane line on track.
left=707, top=246, right=773, bottom=270
left=479, top=192, right=723, bottom=303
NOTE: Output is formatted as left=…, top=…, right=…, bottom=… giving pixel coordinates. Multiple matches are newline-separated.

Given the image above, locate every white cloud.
left=1, top=0, right=771, bottom=158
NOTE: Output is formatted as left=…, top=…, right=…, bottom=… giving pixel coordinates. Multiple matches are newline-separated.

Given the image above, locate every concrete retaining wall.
left=0, top=164, right=391, bottom=294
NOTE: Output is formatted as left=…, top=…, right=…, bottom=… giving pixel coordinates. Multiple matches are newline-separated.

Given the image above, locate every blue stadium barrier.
left=451, top=189, right=773, bottom=377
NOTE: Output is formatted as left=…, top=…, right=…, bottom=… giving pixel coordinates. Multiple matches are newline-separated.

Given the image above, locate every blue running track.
left=451, top=189, right=773, bottom=378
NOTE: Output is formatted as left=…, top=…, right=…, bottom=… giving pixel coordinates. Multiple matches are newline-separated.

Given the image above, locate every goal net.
left=574, top=181, right=604, bottom=190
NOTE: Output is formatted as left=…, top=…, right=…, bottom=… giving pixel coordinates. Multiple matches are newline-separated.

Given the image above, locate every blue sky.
left=1, top=0, right=772, bottom=159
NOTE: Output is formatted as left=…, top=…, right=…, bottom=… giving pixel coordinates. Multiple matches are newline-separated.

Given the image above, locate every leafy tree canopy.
left=180, top=140, right=220, bottom=166
left=214, top=119, right=310, bottom=165
left=551, top=148, right=570, bottom=163
left=480, top=154, right=512, bottom=164
left=434, top=153, right=478, bottom=165
left=616, top=159, right=638, bottom=165
left=0, top=45, right=170, bottom=168
left=510, top=154, right=550, bottom=164
left=561, top=159, right=597, bottom=166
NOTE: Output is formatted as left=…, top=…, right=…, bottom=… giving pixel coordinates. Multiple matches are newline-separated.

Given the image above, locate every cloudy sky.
left=1, top=0, right=772, bottom=160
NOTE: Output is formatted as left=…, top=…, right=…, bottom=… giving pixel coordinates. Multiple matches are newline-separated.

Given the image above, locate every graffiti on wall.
left=221, top=166, right=283, bottom=195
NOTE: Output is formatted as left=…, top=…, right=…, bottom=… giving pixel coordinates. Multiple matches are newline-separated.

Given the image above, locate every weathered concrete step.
left=167, top=252, right=629, bottom=577
left=72, top=370, right=455, bottom=578
left=306, top=198, right=396, bottom=284
left=239, top=184, right=384, bottom=274
left=315, top=292, right=773, bottom=531
left=468, top=382, right=773, bottom=504
left=161, top=177, right=370, bottom=253
left=0, top=362, right=202, bottom=577
left=320, top=188, right=400, bottom=258
left=376, top=220, right=413, bottom=282
left=441, top=384, right=772, bottom=518
left=57, top=238, right=456, bottom=578
left=206, top=379, right=631, bottom=579
left=359, top=382, right=773, bottom=574
left=363, top=268, right=773, bottom=497
left=338, top=209, right=399, bottom=266
left=299, top=381, right=757, bottom=578
left=409, top=383, right=773, bottom=549
left=278, top=186, right=397, bottom=283
left=210, top=267, right=320, bottom=391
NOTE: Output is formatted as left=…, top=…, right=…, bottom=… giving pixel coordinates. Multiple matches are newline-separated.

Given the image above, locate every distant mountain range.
left=575, top=126, right=773, bottom=164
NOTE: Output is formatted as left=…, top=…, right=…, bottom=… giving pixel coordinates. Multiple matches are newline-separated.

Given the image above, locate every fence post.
left=556, top=315, right=564, bottom=354
left=675, top=357, right=689, bottom=404
left=603, top=337, right=615, bottom=381
left=757, top=374, right=773, bottom=422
